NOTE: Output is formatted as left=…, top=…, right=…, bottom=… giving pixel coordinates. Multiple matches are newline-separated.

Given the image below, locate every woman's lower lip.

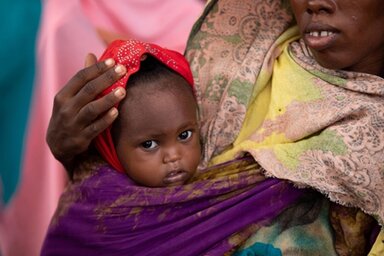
left=304, top=33, right=337, bottom=51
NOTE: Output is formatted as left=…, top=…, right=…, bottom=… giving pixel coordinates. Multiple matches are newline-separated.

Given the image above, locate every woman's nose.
left=307, top=0, right=335, bottom=15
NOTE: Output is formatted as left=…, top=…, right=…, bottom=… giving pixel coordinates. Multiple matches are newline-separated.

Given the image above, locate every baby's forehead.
left=117, top=81, right=198, bottom=128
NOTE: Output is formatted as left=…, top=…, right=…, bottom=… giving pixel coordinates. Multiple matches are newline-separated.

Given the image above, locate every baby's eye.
left=179, top=130, right=192, bottom=141
left=141, top=140, right=158, bottom=149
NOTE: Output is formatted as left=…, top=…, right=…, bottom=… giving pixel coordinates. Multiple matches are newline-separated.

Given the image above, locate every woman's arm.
left=46, top=53, right=127, bottom=173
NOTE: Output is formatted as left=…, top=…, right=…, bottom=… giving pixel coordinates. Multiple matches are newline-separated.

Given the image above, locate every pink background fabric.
left=0, top=1, right=204, bottom=255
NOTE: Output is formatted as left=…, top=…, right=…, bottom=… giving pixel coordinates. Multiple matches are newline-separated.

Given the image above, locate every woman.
left=44, top=0, right=384, bottom=255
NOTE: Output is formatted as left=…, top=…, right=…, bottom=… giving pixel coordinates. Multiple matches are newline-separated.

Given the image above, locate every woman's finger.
left=82, top=107, right=120, bottom=142
left=84, top=53, right=97, bottom=68
left=70, top=64, right=126, bottom=111
left=59, top=58, right=117, bottom=99
left=76, top=86, right=126, bottom=128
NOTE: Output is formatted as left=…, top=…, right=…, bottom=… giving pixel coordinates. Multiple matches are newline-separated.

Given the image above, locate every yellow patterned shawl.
left=185, top=0, right=384, bottom=225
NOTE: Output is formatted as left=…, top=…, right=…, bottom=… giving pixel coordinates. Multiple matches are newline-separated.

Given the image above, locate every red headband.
left=94, top=39, right=194, bottom=172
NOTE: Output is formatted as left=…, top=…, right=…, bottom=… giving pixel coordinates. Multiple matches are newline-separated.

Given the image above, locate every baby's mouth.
left=163, top=169, right=189, bottom=185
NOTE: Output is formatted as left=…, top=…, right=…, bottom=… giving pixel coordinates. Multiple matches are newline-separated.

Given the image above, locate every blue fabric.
left=234, top=243, right=282, bottom=256
left=0, top=1, right=41, bottom=204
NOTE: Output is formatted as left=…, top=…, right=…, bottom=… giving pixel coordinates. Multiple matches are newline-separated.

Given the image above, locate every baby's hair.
left=127, top=55, right=193, bottom=95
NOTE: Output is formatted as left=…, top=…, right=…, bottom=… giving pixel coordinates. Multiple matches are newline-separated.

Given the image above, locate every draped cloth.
left=41, top=156, right=309, bottom=255
left=186, top=0, right=384, bottom=224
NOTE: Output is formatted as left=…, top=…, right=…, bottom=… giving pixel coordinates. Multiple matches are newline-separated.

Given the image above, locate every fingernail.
left=114, top=65, right=125, bottom=74
left=105, top=58, right=114, bottom=66
left=110, top=108, right=118, bottom=117
left=114, top=88, right=125, bottom=97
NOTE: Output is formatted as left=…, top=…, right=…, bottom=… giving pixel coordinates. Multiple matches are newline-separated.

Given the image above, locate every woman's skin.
left=46, top=54, right=127, bottom=171
left=289, top=0, right=384, bottom=76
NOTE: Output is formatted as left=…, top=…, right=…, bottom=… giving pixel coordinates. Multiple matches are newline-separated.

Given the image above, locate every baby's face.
left=114, top=76, right=201, bottom=187
left=289, top=0, right=384, bottom=75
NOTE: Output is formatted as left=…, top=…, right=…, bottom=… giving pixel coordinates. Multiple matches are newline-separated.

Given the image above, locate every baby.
left=94, top=40, right=201, bottom=187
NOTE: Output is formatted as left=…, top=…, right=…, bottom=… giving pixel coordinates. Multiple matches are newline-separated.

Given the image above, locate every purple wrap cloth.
left=41, top=157, right=307, bottom=255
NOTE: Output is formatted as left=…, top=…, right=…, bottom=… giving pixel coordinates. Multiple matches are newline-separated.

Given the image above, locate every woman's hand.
left=46, top=53, right=127, bottom=172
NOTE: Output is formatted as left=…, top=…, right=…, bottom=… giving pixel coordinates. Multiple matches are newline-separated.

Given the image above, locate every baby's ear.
left=140, top=54, right=148, bottom=61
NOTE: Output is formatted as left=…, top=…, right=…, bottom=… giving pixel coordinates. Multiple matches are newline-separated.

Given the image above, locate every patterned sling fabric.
left=186, top=0, right=384, bottom=225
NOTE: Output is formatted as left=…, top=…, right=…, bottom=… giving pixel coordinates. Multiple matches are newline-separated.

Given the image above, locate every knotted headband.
left=94, top=39, right=194, bottom=172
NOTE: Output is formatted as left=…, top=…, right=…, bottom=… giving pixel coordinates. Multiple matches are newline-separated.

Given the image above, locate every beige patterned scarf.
left=185, top=0, right=384, bottom=225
